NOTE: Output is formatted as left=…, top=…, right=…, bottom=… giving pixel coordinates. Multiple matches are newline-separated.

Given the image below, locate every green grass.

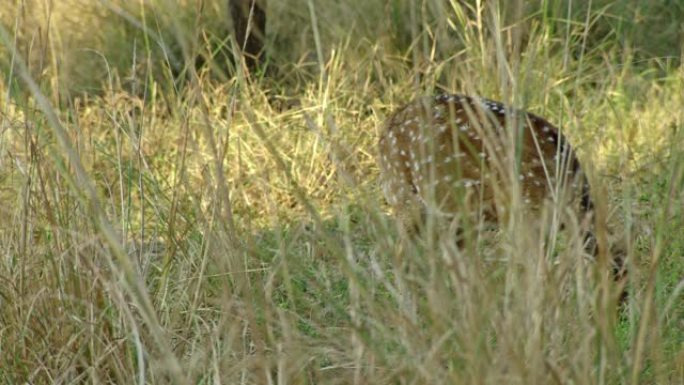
left=0, top=0, right=682, bottom=383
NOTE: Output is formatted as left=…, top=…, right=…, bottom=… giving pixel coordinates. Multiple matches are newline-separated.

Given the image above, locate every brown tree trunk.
left=229, top=0, right=267, bottom=71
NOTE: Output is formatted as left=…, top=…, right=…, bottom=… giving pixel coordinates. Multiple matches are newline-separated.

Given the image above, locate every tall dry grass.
left=0, top=0, right=682, bottom=383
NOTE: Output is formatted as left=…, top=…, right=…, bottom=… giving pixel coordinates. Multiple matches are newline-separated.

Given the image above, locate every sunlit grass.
left=0, top=0, right=682, bottom=383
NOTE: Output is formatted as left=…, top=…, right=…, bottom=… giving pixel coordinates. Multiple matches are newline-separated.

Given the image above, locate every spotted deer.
left=378, top=93, right=598, bottom=252
left=378, top=94, right=627, bottom=299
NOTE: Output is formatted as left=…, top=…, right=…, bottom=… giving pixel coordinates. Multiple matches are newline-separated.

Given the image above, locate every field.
left=0, top=0, right=682, bottom=383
